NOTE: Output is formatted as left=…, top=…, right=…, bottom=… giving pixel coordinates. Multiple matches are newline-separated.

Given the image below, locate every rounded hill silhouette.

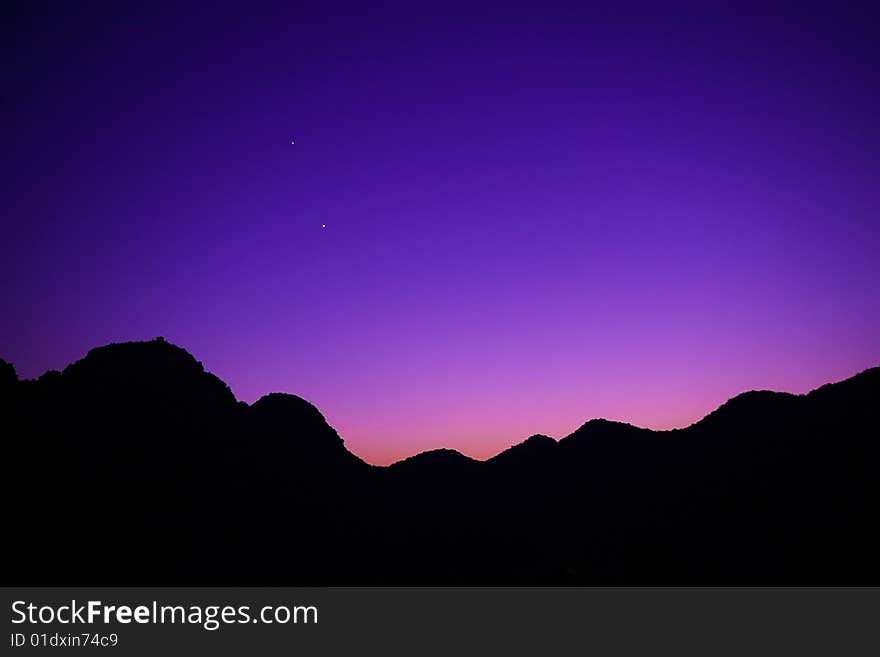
left=4, top=338, right=879, bottom=584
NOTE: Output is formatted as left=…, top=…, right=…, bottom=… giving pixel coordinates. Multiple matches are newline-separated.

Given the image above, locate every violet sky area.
left=4, top=3, right=879, bottom=464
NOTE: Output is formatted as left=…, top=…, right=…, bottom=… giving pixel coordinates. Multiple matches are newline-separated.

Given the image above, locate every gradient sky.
left=4, top=3, right=879, bottom=464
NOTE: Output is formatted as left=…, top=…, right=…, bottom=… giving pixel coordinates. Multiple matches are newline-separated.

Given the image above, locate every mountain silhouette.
left=4, top=338, right=878, bottom=584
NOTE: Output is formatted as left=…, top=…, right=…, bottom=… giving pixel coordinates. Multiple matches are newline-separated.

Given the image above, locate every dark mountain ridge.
left=3, top=338, right=878, bottom=584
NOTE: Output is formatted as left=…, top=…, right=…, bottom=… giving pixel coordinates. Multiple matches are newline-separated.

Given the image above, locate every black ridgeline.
left=3, top=338, right=878, bottom=584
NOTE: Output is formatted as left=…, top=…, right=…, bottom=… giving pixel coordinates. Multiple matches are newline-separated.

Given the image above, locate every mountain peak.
left=246, top=392, right=365, bottom=470
left=564, top=418, right=642, bottom=438
left=250, top=392, right=328, bottom=425
left=695, top=389, right=799, bottom=430
left=64, top=337, right=210, bottom=382
left=523, top=433, right=556, bottom=446
left=488, top=433, right=557, bottom=466
left=389, top=448, right=478, bottom=471
left=4, top=338, right=879, bottom=584
left=60, top=338, right=236, bottom=411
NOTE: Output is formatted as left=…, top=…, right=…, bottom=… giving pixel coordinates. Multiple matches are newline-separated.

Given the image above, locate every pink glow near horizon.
left=4, top=6, right=879, bottom=465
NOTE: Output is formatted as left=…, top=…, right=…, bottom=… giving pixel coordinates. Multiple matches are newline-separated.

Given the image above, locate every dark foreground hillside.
left=3, top=339, right=878, bottom=584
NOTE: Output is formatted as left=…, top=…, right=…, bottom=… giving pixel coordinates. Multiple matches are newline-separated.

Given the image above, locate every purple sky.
left=4, top=3, right=879, bottom=464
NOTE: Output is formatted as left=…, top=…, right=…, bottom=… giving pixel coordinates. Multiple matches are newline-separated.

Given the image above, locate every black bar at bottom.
left=2, top=587, right=877, bottom=656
